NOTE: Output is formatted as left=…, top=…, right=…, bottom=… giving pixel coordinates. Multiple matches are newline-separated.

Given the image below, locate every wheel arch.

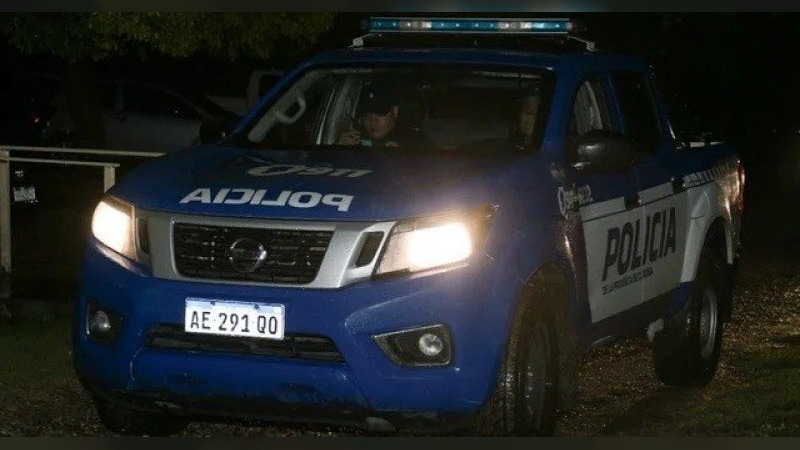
left=702, top=217, right=733, bottom=320
left=703, top=217, right=730, bottom=259
left=476, top=259, right=578, bottom=433
left=681, top=212, right=734, bottom=285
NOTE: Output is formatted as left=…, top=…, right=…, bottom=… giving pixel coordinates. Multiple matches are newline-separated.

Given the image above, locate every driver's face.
left=361, top=106, right=398, bottom=140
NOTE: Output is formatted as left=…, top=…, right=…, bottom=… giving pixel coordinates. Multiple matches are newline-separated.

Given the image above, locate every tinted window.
left=613, top=72, right=661, bottom=143
left=565, top=75, right=615, bottom=166
left=568, top=76, right=614, bottom=137
left=244, top=66, right=553, bottom=154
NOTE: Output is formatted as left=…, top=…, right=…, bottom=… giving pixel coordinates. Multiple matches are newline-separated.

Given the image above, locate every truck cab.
left=73, top=17, right=744, bottom=436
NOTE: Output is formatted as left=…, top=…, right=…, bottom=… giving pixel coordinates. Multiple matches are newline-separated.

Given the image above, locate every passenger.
left=510, top=87, right=542, bottom=150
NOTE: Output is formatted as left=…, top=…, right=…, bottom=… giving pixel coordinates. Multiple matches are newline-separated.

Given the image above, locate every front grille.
left=145, top=325, right=344, bottom=363
left=173, top=223, right=333, bottom=284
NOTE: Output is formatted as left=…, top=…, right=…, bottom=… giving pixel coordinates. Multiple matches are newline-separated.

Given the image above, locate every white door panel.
left=582, top=199, right=645, bottom=323
left=640, top=190, right=688, bottom=301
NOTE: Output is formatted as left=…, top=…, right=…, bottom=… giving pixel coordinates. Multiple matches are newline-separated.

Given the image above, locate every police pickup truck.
left=73, top=18, right=745, bottom=436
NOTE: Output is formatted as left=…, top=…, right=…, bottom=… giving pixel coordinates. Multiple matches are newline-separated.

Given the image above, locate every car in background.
left=43, top=79, right=242, bottom=152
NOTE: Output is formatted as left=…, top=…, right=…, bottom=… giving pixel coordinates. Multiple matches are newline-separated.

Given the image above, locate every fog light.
left=86, top=301, right=122, bottom=342
left=373, top=324, right=452, bottom=367
left=92, top=310, right=112, bottom=334
left=418, top=333, right=444, bottom=357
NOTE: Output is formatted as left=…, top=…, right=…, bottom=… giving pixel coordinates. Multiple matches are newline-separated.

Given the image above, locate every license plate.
left=13, top=186, right=36, bottom=203
left=184, top=298, right=285, bottom=340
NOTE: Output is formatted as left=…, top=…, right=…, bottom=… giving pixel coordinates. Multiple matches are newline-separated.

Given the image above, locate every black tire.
left=653, top=247, right=728, bottom=387
left=93, top=396, right=187, bottom=436
left=475, top=300, right=559, bottom=436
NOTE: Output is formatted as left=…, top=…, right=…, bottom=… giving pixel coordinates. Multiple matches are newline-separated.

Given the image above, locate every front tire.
left=653, top=248, right=728, bottom=386
left=476, top=300, right=559, bottom=436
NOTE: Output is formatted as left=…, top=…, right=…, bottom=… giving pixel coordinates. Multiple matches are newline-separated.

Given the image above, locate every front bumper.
left=73, top=240, right=520, bottom=427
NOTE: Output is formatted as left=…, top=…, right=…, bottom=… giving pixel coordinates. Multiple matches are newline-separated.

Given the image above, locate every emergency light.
left=368, top=17, right=573, bottom=35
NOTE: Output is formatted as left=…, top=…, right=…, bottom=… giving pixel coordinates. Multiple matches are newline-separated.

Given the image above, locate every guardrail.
left=0, top=145, right=165, bottom=273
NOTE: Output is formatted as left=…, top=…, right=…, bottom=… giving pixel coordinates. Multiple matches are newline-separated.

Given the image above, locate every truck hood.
left=110, top=145, right=519, bottom=221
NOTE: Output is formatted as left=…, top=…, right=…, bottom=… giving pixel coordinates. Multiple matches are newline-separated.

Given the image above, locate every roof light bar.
left=369, top=17, right=573, bottom=35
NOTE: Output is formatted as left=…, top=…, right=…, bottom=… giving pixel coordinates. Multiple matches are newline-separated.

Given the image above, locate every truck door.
left=611, top=71, right=689, bottom=307
left=565, top=75, right=646, bottom=325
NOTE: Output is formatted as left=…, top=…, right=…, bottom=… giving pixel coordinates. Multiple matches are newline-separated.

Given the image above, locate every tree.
left=0, top=13, right=334, bottom=147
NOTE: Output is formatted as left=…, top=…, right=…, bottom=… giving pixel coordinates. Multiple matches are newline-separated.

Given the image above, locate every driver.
left=337, top=82, right=429, bottom=148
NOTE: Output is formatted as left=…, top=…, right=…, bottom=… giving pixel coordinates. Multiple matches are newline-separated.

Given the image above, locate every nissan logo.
left=227, top=238, right=268, bottom=273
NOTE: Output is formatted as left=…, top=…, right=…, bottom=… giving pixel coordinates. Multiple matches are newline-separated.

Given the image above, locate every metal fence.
left=0, top=145, right=165, bottom=273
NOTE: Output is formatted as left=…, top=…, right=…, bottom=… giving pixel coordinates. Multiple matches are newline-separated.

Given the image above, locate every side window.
left=123, top=84, right=200, bottom=120
left=568, top=76, right=613, bottom=137
left=612, top=71, right=661, bottom=146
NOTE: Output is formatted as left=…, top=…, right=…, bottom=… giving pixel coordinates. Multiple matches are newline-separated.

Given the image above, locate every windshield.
left=241, top=65, right=553, bottom=153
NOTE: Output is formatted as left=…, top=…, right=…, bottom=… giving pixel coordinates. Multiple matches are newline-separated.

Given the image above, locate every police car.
left=73, top=18, right=745, bottom=436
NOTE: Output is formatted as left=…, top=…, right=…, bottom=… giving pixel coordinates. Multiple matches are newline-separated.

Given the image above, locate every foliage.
left=0, top=12, right=334, bottom=62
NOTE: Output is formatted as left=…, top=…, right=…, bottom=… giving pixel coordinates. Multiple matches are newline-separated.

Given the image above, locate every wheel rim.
left=522, top=323, right=551, bottom=430
left=698, top=285, right=719, bottom=360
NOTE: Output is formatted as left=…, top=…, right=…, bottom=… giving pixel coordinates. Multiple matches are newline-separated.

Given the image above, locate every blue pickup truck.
left=73, top=18, right=745, bottom=436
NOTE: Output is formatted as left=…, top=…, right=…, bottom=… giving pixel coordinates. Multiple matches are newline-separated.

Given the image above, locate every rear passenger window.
left=613, top=72, right=661, bottom=145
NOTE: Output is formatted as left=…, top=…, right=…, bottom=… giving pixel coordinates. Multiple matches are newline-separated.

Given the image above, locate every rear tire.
left=653, top=247, right=728, bottom=386
left=93, top=396, right=187, bottom=436
left=475, top=300, right=559, bottom=436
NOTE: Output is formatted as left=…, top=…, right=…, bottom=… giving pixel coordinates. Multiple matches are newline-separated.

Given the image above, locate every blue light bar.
left=369, top=17, right=573, bottom=35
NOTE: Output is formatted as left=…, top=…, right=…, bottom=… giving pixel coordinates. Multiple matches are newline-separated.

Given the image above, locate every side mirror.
left=568, top=129, right=644, bottom=174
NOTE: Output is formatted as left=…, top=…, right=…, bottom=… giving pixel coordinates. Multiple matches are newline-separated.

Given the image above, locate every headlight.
left=375, top=206, right=493, bottom=276
left=91, top=196, right=138, bottom=261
